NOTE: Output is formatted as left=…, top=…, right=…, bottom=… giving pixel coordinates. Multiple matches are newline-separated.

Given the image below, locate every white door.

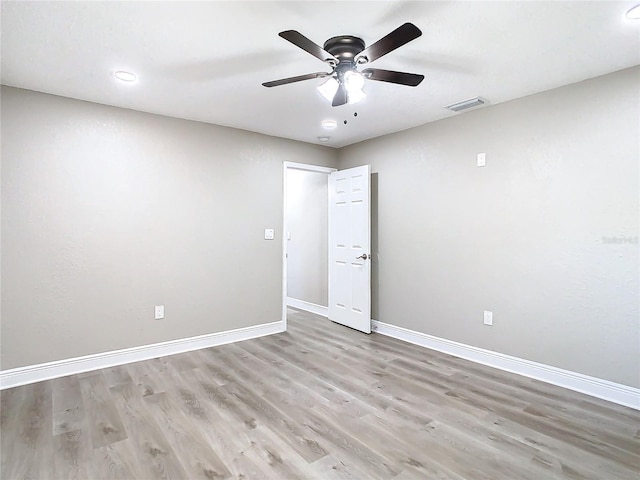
left=328, top=165, right=371, bottom=333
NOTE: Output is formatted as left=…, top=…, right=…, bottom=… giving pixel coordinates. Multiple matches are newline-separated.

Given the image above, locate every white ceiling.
left=2, top=1, right=639, bottom=148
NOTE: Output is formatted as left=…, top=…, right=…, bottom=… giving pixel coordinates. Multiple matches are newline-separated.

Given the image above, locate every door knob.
left=356, top=254, right=370, bottom=260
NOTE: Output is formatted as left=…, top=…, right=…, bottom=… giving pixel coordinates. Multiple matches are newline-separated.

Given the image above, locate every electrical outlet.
left=155, top=305, right=164, bottom=320
left=477, top=152, right=486, bottom=167
left=483, top=310, right=493, bottom=326
left=264, top=228, right=275, bottom=240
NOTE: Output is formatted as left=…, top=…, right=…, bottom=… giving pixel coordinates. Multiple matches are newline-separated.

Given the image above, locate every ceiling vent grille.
left=445, top=97, right=486, bottom=112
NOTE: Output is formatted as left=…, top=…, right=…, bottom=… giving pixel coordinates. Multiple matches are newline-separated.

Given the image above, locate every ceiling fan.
left=262, top=23, right=425, bottom=107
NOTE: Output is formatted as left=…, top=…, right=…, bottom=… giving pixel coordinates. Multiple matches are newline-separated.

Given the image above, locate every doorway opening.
left=282, top=162, right=336, bottom=329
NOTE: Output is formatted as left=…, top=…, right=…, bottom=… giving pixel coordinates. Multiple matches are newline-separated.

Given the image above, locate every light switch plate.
left=264, top=228, right=275, bottom=240
left=477, top=152, right=486, bottom=167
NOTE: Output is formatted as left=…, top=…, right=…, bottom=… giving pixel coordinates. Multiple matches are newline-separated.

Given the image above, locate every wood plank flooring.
left=2, top=307, right=639, bottom=479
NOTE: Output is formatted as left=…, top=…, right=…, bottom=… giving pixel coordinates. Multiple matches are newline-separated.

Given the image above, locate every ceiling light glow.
left=114, top=71, right=137, bottom=82
left=344, top=70, right=366, bottom=104
left=344, top=70, right=365, bottom=93
left=318, top=136, right=330, bottom=142
left=322, top=120, right=337, bottom=129
left=626, top=5, right=640, bottom=19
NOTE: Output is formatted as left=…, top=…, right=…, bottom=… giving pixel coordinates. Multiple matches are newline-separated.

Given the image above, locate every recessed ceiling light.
left=626, top=4, right=640, bottom=19
left=318, top=136, right=330, bottom=142
left=321, top=120, right=337, bottom=129
left=114, top=71, right=137, bottom=82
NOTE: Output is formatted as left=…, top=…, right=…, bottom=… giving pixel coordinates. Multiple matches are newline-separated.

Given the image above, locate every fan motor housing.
left=323, top=36, right=365, bottom=62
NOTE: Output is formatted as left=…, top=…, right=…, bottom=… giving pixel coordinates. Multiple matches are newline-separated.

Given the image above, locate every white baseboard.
left=371, top=319, right=640, bottom=411
left=286, top=297, right=328, bottom=317
left=0, top=321, right=285, bottom=390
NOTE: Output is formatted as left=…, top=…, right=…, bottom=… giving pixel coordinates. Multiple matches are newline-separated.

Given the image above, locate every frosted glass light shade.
left=348, top=88, right=366, bottom=105
left=317, top=77, right=339, bottom=102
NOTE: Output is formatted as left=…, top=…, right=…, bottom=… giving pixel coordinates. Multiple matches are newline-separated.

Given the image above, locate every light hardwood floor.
left=1, top=308, right=639, bottom=479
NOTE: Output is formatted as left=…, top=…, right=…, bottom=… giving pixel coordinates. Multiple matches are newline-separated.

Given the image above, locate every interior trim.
left=286, top=297, right=329, bottom=317
left=0, top=320, right=284, bottom=390
left=371, top=319, right=640, bottom=410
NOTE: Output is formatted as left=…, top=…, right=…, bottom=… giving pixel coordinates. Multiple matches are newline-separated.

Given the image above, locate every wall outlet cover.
left=483, top=310, right=493, bottom=326
left=155, top=305, right=164, bottom=320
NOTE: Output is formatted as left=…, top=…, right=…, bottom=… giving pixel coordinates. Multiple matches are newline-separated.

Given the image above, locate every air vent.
left=445, top=97, right=486, bottom=112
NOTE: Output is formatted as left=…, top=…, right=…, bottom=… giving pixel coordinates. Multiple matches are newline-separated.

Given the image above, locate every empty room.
left=1, top=1, right=639, bottom=479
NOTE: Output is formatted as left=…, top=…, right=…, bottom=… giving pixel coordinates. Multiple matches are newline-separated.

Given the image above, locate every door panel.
left=328, top=165, right=371, bottom=333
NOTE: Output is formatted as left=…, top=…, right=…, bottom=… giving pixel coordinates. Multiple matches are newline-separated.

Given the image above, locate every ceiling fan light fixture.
left=267, top=24, right=423, bottom=107
left=626, top=4, right=640, bottom=19
left=317, top=77, right=339, bottom=102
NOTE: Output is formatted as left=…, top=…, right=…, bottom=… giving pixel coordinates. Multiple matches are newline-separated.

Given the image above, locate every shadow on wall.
left=372, top=172, right=379, bottom=321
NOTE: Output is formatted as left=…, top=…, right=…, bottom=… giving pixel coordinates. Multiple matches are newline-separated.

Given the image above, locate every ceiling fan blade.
left=262, top=72, right=328, bottom=87
left=357, top=23, right=422, bottom=63
left=362, top=68, right=424, bottom=87
left=332, top=83, right=348, bottom=107
left=279, top=30, right=337, bottom=63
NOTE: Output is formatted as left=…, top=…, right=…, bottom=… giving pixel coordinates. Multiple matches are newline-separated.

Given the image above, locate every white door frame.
left=282, top=162, right=337, bottom=330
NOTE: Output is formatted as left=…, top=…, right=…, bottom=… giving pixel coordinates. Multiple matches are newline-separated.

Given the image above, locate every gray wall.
left=0, top=86, right=337, bottom=370
left=338, top=67, right=640, bottom=388
left=3, top=66, right=638, bottom=389
left=286, top=168, right=329, bottom=306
